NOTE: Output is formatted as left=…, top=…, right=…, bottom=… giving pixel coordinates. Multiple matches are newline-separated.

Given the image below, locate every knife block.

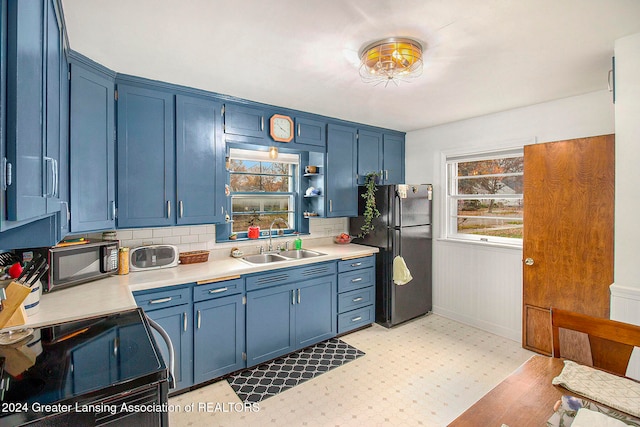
left=0, top=281, right=31, bottom=329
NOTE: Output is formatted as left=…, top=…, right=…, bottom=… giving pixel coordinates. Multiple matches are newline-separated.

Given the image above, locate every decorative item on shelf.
left=305, top=187, right=321, bottom=197
left=225, top=184, right=230, bottom=197
left=268, top=146, right=279, bottom=159
left=178, top=250, right=210, bottom=264
left=359, top=37, right=423, bottom=87
left=304, top=165, right=318, bottom=174
left=229, top=232, right=237, bottom=240
left=303, top=211, right=319, bottom=217
left=247, top=210, right=262, bottom=240
left=358, top=172, right=381, bottom=238
left=334, top=233, right=353, bottom=245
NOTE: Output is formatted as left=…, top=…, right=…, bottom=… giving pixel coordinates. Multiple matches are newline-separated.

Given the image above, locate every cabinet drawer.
left=246, top=261, right=336, bottom=291
left=193, top=277, right=243, bottom=302
left=338, top=255, right=375, bottom=273
left=338, top=305, right=375, bottom=334
left=338, top=267, right=374, bottom=293
left=134, top=286, right=191, bottom=311
left=338, top=287, right=374, bottom=314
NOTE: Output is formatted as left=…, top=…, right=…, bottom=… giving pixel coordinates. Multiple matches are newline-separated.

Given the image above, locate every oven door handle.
left=146, top=316, right=176, bottom=389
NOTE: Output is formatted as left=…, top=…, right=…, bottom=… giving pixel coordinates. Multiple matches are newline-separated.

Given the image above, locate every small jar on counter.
left=102, top=231, right=118, bottom=241
left=118, top=247, right=130, bottom=275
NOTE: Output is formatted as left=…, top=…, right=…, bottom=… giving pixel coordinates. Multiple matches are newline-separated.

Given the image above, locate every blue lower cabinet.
left=246, top=282, right=297, bottom=366
left=246, top=271, right=337, bottom=367
left=143, top=304, right=193, bottom=392
left=295, top=276, right=337, bottom=348
left=193, top=294, right=245, bottom=383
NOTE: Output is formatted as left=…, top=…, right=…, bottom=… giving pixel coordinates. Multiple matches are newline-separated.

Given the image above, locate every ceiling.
left=60, top=0, right=640, bottom=133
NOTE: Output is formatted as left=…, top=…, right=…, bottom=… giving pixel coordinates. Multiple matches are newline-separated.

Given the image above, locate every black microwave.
left=17, top=240, right=119, bottom=292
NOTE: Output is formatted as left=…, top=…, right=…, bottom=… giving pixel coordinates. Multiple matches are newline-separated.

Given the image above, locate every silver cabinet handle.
left=61, top=201, right=70, bottom=222
left=608, top=69, right=613, bottom=92
left=353, top=297, right=363, bottom=302
left=183, top=312, right=188, bottom=332
left=292, top=289, right=296, bottom=305
left=197, top=310, right=201, bottom=329
left=524, top=258, right=534, bottom=266
left=351, top=277, right=363, bottom=283
left=179, top=200, right=184, bottom=218
left=297, top=288, right=301, bottom=304
left=111, top=200, right=116, bottom=220
left=150, top=297, right=172, bottom=304
left=261, top=116, right=264, bottom=131
left=167, top=200, right=171, bottom=218
left=329, top=199, right=333, bottom=212
left=43, top=157, right=55, bottom=197
left=209, top=287, right=228, bottom=294
left=221, top=206, right=224, bottom=215
left=297, top=123, right=301, bottom=137
left=351, top=262, right=362, bottom=267
left=385, top=169, right=389, bottom=181
left=352, top=316, right=362, bottom=322
left=113, top=337, right=119, bottom=358
left=52, top=158, right=59, bottom=197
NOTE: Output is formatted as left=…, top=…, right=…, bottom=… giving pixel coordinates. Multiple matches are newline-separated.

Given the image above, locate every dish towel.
left=393, top=256, right=413, bottom=285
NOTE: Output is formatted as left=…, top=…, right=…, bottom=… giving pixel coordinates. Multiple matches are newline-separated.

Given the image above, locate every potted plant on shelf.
left=247, top=210, right=262, bottom=239
left=358, top=172, right=381, bottom=238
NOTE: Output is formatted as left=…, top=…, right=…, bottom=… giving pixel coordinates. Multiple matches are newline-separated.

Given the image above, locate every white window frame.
left=441, top=141, right=530, bottom=247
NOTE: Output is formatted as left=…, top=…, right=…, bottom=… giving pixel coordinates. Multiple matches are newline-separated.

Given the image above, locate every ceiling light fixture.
left=268, top=146, right=279, bottom=159
left=359, top=37, right=423, bottom=87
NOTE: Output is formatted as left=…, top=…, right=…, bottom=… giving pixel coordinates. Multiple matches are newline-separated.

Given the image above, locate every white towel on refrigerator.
left=393, top=255, right=413, bottom=285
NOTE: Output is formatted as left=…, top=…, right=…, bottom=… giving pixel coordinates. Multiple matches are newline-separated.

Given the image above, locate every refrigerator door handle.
left=395, top=192, right=403, bottom=256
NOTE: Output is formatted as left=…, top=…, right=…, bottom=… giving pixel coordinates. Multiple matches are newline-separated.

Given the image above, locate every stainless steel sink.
left=242, top=253, right=289, bottom=264
left=241, top=249, right=326, bottom=264
left=278, top=249, right=326, bottom=259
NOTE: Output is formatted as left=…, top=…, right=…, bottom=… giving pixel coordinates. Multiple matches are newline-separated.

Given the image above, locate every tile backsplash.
left=84, top=217, right=349, bottom=260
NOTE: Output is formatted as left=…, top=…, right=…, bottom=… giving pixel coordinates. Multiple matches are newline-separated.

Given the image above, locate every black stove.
left=0, top=308, right=168, bottom=426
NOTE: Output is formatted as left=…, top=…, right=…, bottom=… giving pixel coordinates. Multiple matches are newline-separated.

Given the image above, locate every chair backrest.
left=551, top=307, right=640, bottom=376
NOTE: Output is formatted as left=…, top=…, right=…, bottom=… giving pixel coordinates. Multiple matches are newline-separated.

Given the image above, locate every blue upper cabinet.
left=357, top=129, right=383, bottom=185
left=5, top=0, right=47, bottom=222
left=223, top=103, right=267, bottom=140
left=69, top=58, right=116, bottom=232
left=382, top=133, right=405, bottom=185
left=295, top=117, right=326, bottom=148
left=116, top=84, right=175, bottom=228
left=326, top=124, right=357, bottom=217
left=176, top=95, right=224, bottom=225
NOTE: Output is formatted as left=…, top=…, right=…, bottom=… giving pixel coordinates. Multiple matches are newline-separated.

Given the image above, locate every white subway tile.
left=161, top=236, right=182, bottom=245
left=131, top=229, right=152, bottom=239
left=190, top=225, right=207, bottom=235
left=198, top=233, right=216, bottom=243
left=180, top=235, right=199, bottom=244
left=171, top=226, right=191, bottom=236
left=152, top=228, right=173, bottom=238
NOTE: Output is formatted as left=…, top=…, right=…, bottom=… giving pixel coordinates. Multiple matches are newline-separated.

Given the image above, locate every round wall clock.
left=270, top=114, right=294, bottom=142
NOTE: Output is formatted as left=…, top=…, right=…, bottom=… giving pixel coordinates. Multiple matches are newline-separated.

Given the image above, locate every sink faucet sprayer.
left=269, top=218, right=289, bottom=252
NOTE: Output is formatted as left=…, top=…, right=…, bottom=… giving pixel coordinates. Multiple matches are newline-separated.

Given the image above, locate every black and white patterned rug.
left=227, top=338, right=365, bottom=403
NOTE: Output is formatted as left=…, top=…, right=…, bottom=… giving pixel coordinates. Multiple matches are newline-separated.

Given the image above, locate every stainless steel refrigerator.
left=350, top=184, right=433, bottom=327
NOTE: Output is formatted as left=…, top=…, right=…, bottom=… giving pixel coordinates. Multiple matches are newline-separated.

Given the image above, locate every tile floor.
left=168, top=314, right=534, bottom=427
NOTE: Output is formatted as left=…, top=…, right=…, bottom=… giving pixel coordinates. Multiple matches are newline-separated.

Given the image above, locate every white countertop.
left=8, top=244, right=378, bottom=330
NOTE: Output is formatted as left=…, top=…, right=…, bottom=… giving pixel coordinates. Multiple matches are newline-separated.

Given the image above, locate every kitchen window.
left=228, top=148, right=298, bottom=235
left=446, top=148, right=524, bottom=245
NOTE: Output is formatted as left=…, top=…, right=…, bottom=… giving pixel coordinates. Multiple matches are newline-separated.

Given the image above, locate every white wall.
left=406, top=90, right=614, bottom=341
left=610, top=32, right=640, bottom=380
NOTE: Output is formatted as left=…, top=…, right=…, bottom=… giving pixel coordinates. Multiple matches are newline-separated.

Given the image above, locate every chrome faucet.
left=269, top=218, right=290, bottom=252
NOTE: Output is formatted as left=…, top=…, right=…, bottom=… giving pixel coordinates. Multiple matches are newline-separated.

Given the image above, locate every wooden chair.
left=551, top=307, right=640, bottom=377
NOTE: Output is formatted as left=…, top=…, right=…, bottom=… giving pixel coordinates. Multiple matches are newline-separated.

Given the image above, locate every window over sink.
left=228, top=148, right=298, bottom=237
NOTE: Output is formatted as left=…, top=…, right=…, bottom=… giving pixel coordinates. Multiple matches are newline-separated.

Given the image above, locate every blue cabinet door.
left=295, top=117, right=326, bottom=148
left=382, top=134, right=405, bottom=185
left=326, top=124, right=357, bottom=217
left=246, top=283, right=296, bottom=366
left=193, top=294, right=245, bottom=383
left=223, top=103, right=267, bottom=139
left=69, top=63, right=116, bottom=232
left=295, top=275, right=337, bottom=348
left=357, top=129, right=383, bottom=185
left=5, top=0, right=47, bottom=222
left=176, top=95, right=224, bottom=225
left=144, top=304, right=193, bottom=392
left=44, top=0, right=63, bottom=216
left=116, top=84, right=174, bottom=227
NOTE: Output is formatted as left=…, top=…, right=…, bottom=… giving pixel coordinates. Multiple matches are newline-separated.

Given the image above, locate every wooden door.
left=522, top=134, right=614, bottom=355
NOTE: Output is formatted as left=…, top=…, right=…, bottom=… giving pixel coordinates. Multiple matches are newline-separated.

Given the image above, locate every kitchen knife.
left=23, top=257, right=47, bottom=286
left=29, top=264, right=49, bottom=288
